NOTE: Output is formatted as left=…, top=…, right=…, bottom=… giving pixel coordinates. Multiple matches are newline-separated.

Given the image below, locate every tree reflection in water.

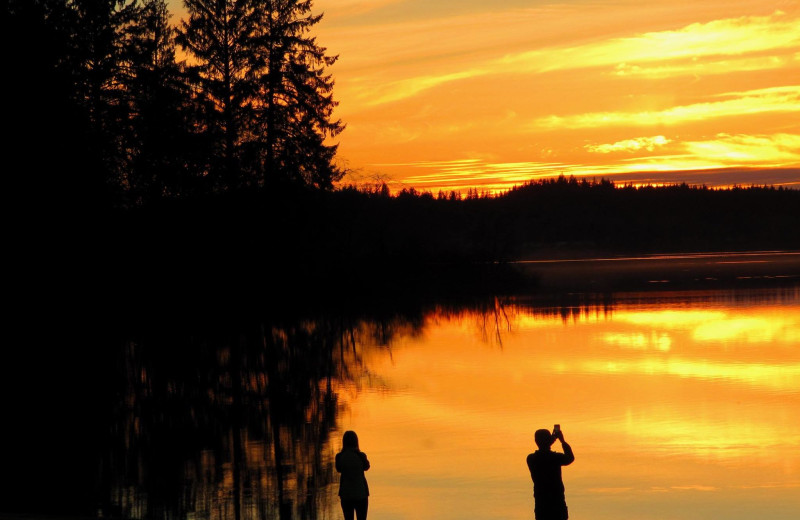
left=100, top=310, right=423, bottom=520
left=75, top=287, right=800, bottom=519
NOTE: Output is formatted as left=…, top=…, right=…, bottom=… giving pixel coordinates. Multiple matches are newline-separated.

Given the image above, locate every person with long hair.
left=335, top=430, right=370, bottom=520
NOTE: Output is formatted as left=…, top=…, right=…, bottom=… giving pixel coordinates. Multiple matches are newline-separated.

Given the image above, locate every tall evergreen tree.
left=178, top=0, right=344, bottom=192
left=178, top=0, right=263, bottom=190
left=257, top=0, right=344, bottom=189
left=119, top=0, right=204, bottom=204
left=7, top=0, right=144, bottom=212
left=66, top=0, right=141, bottom=200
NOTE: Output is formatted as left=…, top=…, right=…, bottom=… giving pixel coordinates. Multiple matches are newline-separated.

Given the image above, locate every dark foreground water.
left=4, top=253, right=800, bottom=520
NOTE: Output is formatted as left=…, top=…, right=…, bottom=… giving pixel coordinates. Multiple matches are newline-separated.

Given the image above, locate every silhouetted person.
left=526, top=427, right=575, bottom=520
left=336, top=430, right=370, bottom=520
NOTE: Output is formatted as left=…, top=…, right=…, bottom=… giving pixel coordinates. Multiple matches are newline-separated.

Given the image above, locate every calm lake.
left=6, top=254, right=800, bottom=520
left=340, top=287, right=800, bottom=520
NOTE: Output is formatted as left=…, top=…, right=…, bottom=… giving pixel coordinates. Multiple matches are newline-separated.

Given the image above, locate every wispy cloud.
left=361, top=131, right=800, bottom=194
left=356, top=68, right=486, bottom=106
left=372, top=159, right=576, bottom=193
left=503, top=11, right=800, bottom=73
left=683, top=133, right=800, bottom=166
left=345, top=10, right=800, bottom=106
left=612, top=54, right=797, bottom=79
left=586, top=136, right=672, bottom=154
left=584, top=133, right=800, bottom=166
left=321, top=0, right=404, bottom=17
left=595, top=133, right=800, bottom=177
left=534, top=86, right=800, bottom=129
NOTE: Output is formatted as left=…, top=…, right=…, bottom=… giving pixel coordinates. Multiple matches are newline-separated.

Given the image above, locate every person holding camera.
left=526, top=425, right=575, bottom=520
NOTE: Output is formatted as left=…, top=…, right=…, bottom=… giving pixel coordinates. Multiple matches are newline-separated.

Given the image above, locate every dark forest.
left=7, top=1, right=800, bottom=311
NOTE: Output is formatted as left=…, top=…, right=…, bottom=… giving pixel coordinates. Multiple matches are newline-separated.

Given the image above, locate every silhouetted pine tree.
left=7, top=0, right=85, bottom=208
left=66, top=0, right=142, bottom=200
left=257, top=0, right=344, bottom=189
left=178, top=0, right=263, bottom=190
left=178, top=0, right=343, bottom=191
left=118, top=0, right=205, bottom=204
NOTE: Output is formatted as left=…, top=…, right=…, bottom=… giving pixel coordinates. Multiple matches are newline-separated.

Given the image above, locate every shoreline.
left=508, top=249, right=800, bottom=293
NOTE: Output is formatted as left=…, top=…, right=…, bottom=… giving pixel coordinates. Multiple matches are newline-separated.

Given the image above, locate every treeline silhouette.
left=7, top=0, right=346, bottom=311
left=84, top=176, right=799, bottom=310
left=7, top=3, right=800, bottom=310
left=8, top=0, right=342, bottom=214
left=11, top=172, right=798, bottom=316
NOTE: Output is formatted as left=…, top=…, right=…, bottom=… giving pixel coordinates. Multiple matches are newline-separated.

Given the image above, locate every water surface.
left=7, top=283, right=799, bottom=520
left=336, top=288, right=800, bottom=520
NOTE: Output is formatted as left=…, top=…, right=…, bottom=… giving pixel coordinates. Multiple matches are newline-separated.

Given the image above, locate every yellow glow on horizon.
left=361, top=129, right=800, bottom=194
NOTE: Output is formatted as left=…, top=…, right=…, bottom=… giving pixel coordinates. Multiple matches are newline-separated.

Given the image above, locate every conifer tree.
left=178, top=0, right=344, bottom=191
left=178, top=0, right=263, bottom=190
left=256, top=0, right=344, bottom=189
left=119, top=0, right=203, bottom=203
left=66, top=0, right=141, bottom=198
left=7, top=0, right=96, bottom=212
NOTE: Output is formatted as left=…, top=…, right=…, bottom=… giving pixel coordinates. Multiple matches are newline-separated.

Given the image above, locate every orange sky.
left=168, top=1, right=800, bottom=194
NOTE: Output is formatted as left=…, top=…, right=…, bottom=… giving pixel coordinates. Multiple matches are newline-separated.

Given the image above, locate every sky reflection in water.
left=335, top=289, right=800, bottom=520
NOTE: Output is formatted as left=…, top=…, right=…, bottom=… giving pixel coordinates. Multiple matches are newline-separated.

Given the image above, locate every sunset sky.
left=169, top=0, right=800, bottom=194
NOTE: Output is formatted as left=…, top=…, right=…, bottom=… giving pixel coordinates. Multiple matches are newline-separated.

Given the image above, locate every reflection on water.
left=341, top=288, right=800, bottom=520
left=6, top=286, right=799, bottom=520
left=99, top=315, right=421, bottom=520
